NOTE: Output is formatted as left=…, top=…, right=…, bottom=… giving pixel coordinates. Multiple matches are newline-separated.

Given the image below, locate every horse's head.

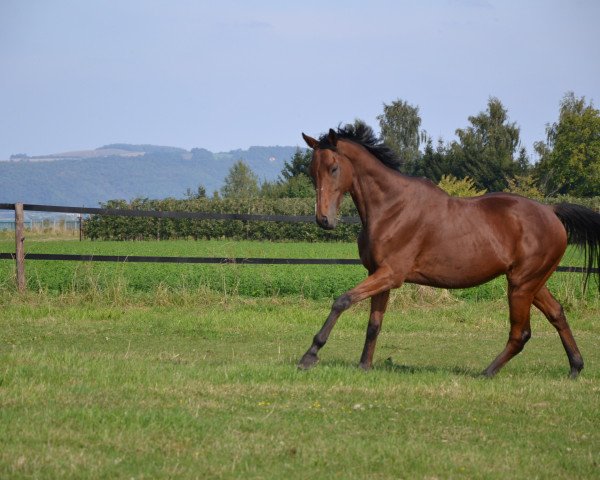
left=302, top=129, right=354, bottom=230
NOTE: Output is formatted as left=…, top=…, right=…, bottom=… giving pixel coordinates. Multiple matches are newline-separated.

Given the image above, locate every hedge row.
left=83, top=195, right=600, bottom=242
left=83, top=197, right=362, bottom=242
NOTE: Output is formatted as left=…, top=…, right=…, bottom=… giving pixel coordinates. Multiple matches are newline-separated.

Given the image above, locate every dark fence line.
left=0, top=252, right=361, bottom=265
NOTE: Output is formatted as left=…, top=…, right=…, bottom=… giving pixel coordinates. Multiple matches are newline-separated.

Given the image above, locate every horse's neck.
left=343, top=143, right=415, bottom=228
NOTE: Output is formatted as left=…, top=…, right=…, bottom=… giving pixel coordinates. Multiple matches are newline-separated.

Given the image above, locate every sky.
left=1, top=0, right=599, bottom=160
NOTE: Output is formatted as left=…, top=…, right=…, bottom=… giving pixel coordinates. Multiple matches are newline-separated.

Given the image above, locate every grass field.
left=1, top=238, right=599, bottom=478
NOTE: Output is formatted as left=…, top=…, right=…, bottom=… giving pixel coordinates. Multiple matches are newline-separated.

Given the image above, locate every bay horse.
left=299, top=123, right=600, bottom=378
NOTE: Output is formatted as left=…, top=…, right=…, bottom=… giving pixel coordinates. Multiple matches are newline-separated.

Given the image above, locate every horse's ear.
left=328, top=128, right=338, bottom=147
left=302, top=133, right=319, bottom=149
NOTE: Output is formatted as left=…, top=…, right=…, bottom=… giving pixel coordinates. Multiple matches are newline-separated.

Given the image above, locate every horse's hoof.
left=298, top=353, right=319, bottom=370
left=568, top=360, right=583, bottom=379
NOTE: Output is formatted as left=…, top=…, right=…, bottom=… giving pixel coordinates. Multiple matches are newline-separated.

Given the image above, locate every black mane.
left=317, top=123, right=403, bottom=171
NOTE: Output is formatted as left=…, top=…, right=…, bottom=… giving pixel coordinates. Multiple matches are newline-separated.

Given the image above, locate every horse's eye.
left=331, top=165, right=339, bottom=174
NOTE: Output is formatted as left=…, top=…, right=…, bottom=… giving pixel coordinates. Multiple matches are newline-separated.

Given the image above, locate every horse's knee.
left=332, top=293, right=352, bottom=314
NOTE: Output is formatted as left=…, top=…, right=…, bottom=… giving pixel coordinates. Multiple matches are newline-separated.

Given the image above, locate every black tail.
left=554, top=202, right=600, bottom=291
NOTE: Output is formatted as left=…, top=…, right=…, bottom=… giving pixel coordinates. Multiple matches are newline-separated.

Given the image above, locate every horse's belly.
left=406, top=268, right=504, bottom=289
left=406, top=252, right=508, bottom=289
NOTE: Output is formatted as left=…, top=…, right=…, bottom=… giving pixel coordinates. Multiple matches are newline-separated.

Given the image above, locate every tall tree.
left=535, top=92, right=600, bottom=197
left=377, top=99, right=423, bottom=172
left=410, top=136, right=449, bottom=181
left=451, top=97, right=524, bottom=191
left=280, top=148, right=312, bottom=181
left=260, top=148, right=316, bottom=198
left=185, top=185, right=207, bottom=199
left=220, top=160, right=260, bottom=198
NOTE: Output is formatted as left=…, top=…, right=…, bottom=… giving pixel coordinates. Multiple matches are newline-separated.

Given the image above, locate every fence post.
left=15, top=202, right=26, bottom=293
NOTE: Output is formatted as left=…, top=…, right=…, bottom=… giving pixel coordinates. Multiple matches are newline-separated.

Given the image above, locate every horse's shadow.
left=306, top=357, right=483, bottom=378
left=380, top=359, right=482, bottom=378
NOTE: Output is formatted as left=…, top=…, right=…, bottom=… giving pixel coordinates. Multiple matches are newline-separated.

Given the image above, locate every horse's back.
left=475, top=192, right=565, bottom=243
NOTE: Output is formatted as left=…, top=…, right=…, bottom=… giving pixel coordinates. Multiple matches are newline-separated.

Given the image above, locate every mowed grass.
left=1, top=238, right=599, bottom=478
left=1, top=293, right=599, bottom=479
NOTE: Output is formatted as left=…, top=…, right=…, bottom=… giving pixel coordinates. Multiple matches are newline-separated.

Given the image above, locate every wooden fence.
left=0, top=202, right=595, bottom=293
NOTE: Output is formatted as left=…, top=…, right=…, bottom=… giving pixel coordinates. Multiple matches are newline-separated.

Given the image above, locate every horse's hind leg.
left=533, top=286, right=584, bottom=378
left=483, top=285, right=534, bottom=378
left=358, top=290, right=390, bottom=370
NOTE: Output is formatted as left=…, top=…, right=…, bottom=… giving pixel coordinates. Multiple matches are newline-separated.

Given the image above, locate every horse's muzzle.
left=316, top=215, right=336, bottom=230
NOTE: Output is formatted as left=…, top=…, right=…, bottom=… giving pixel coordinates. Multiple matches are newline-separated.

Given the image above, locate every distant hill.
left=0, top=144, right=302, bottom=207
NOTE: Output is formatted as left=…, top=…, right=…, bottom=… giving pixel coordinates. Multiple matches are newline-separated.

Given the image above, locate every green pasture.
left=1, top=294, right=599, bottom=479
left=1, top=238, right=599, bottom=478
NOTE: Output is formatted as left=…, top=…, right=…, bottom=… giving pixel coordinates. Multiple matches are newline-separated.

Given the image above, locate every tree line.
left=213, top=91, right=599, bottom=201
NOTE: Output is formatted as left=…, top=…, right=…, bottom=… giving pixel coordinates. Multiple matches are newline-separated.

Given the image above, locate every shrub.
left=437, top=175, right=487, bottom=197
left=83, top=194, right=600, bottom=242
left=84, top=196, right=362, bottom=242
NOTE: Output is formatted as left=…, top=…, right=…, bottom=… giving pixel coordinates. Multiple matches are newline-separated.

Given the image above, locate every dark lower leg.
left=534, top=286, right=584, bottom=378
left=298, top=294, right=351, bottom=369
left=359, top=291, right=390, bottom=370
left=558, top=328, right=585, bottom=379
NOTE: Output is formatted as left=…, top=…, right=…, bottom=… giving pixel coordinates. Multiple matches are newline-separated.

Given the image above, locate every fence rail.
left=0, top=202, right=596, bottom=293
left=0, top=252, right=591, bottom=272
left=0, top=252, right=361, bottom=265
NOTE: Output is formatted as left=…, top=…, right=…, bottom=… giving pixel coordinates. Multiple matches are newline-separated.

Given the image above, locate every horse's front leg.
left=298, top=267, right=395, bottom=370
left=359, top=290, right=390, bottom=370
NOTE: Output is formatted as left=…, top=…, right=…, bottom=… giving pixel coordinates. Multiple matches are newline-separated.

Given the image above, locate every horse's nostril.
left=316, top=215, right=335, bottom=230
left=316, top=214, right=328, bottom=227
